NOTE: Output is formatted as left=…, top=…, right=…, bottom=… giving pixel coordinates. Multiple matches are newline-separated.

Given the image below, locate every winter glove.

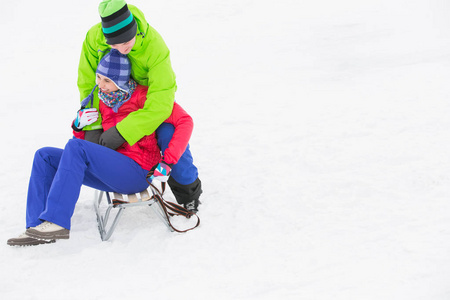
left=84, top=129, right=103, bottom=144
left=73, top=108, right=98, bottom=131
left=99, top=126, right=126, bottom=150
left=148, top=160, right=173, bottom=182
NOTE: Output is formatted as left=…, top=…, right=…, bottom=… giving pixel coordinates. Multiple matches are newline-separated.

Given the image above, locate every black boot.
left=167, top=177, right=202, bottom=212
left=184, top=199, right=201, bottom=213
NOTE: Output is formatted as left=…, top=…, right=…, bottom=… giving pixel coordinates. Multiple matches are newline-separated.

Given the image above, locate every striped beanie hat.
left=99, top=0, right=137, bottom=45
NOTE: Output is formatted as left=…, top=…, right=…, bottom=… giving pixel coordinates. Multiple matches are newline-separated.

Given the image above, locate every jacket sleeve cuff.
left=72, top=121, right=82, bottom=132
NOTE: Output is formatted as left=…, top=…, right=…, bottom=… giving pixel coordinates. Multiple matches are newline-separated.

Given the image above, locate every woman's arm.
left=162, top=103, right=194, bottom=165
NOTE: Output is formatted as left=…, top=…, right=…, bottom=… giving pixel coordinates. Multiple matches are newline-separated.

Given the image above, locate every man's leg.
left=156, top=123, right=202, bottom=207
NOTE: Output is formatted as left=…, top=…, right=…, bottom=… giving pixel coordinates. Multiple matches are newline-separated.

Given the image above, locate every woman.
left=8, top=49, right=161, bottom=246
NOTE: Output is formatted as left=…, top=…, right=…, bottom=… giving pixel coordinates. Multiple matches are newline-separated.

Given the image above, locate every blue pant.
left=26, top=139, right=149, bottom=230
left=26, top=124, right=199, bottom=230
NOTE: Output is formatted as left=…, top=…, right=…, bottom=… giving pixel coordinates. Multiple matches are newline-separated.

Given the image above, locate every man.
left=77, top=0, right=202, bottom=212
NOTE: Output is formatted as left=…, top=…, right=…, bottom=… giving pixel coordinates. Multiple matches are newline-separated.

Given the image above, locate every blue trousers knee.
left=156, top=123, right=199, bottom=185
left=26, top=139, right=149, bottom=230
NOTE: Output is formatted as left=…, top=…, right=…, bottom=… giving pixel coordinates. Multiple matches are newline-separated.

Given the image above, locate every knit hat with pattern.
left=80, top=48, right=132, bottom=108
left=98, top=0, right=137, bottom=45
left=96, top=48, right=132, bottom=93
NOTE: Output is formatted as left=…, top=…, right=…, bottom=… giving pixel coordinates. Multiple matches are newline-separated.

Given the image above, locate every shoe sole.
left=7, top=238, right=56, bottom=246
left=26, top=229, right=70, bottom=240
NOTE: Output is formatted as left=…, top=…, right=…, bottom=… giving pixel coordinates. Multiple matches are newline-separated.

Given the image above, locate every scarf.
left=98, top=79, right=137, bottom=113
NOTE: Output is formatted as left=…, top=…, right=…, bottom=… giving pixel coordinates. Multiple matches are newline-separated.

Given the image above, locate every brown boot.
left=26, top=221, right=70, bottom=240
left=7, top=232, right=55, bottom=246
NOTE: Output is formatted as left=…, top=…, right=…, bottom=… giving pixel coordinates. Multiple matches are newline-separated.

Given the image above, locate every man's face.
left=110, top=37, right=136, bottom=54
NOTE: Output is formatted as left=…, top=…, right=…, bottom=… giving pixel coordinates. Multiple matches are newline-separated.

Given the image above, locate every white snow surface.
left=1, top=0, right=450, bottom=299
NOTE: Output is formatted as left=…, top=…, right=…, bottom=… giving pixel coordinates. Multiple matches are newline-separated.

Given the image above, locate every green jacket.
left=77, top=5, right=176, bottom=145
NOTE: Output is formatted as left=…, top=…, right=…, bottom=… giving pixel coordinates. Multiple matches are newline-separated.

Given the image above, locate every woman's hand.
left=148, top=161, right=173, bottom=182
left=74, top=108, right=98, bottom=129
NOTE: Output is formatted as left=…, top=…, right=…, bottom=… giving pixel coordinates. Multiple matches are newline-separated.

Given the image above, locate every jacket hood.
left=128, top=5, right=148, bottom=53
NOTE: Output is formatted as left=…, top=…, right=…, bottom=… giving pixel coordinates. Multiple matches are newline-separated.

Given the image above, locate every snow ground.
left=1, top=0, right=450, bottom=299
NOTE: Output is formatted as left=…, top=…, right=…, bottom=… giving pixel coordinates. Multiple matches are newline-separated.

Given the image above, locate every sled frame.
left=93, top=184, right=174, bottom=241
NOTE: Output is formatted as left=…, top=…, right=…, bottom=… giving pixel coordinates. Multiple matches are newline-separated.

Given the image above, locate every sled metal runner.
left=94, top=184, right=174, bottom=241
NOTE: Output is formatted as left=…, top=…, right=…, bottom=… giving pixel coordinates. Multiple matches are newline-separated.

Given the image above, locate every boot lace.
left=35, top=221, right=52, bottom=230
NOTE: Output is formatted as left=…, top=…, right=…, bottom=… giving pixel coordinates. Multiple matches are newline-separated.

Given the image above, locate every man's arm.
left=116, top=32, right=176, bottom=146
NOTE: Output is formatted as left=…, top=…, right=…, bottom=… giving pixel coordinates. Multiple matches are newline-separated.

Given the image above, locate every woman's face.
left=96, top=73, right=119, bottom=94
left=110, top=37, right=136, bottom=54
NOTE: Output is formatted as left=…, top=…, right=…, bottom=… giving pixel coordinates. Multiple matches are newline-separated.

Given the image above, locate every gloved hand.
left=148, top=161, right=173, bottom=182
left=84, top=129, right=103, bottom=144
left=99, top=126, right=126, bottom=150
left=74, top=108, right=98, bottom=130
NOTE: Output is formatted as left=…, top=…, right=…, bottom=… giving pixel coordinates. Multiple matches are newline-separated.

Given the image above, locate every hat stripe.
left=101, top=8, right=131, bottom=28
left=102, top=13, right=133, bottom=34
left=101, top=4, right=129, bottom=22
left=103, top=19, right=136, bottom=39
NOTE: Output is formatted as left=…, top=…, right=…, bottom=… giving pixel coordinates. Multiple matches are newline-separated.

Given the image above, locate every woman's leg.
left=26, top=147, right=63, bottom=228
left=38, top=139, right=149, bottom=229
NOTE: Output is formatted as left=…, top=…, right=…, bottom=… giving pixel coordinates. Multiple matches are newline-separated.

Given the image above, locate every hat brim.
left=105, top=22, right=137, bottom=45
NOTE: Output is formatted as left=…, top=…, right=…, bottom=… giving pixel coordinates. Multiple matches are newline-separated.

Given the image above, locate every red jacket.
left=74, top=85, right=160, bottom=170
left=73, top=85, right=193, bottom=169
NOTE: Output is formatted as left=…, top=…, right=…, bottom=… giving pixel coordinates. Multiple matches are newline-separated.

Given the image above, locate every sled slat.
left=113, top=192, right=123, bottom=201
left=140, top=190, right=151, bottom=201
left=128, top=193, right=138, bottom=203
